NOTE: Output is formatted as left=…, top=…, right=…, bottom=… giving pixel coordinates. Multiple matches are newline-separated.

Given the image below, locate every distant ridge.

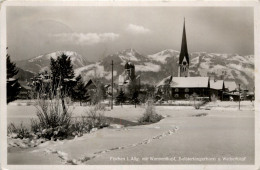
left=16, top=49, right=254, bottom=90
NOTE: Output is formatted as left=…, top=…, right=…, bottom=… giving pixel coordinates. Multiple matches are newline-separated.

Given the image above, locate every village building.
left=104, top=84, right=117, bottom=96
left=156, top=19, right=237, bottom=101
left=171, top=77, right=210, bottom=100
left=17, top=84, right=32, bottom=99
left=222, top=81, right=240, bottom=101
left=118, top=62, right=140, bottom=94
left=209, top=79, right=225, bottom=100
left=85, top=79, right=97, bottom=92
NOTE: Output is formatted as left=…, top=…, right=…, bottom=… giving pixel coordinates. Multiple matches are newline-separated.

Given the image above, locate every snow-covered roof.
left=86, top=79, right=96, bottom=88
left=104, top=84, right=110, bottom=88
left=210, top=80, right=224, bottom=90
left=7, top=78, right=17, bottom=82
left=170, top=77, right=209, bottom=88
left=21, top=85, right=32, bottom=90
left=225, top=81, right=237, bottom=92
left=156, top=76, right=172, bottom=87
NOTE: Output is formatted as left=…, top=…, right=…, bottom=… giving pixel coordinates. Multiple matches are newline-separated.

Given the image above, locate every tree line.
left=7, top=52, right=156, bottom=106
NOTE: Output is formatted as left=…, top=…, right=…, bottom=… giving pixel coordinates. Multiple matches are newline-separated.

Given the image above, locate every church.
left=118, top=62, right=140, bottom=94
left=156, top=19, right=231, bottom=101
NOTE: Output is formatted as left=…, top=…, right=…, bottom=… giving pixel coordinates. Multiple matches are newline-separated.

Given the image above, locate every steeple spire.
left=179, top=18, right=189, bottom=65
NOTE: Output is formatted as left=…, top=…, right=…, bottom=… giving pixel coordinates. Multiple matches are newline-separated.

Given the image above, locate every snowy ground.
left=7, top=101, right=255, bottom=165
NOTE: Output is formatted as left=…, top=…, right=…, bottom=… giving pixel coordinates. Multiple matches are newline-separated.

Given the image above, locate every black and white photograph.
left=0, top=1, right=259, bottom=169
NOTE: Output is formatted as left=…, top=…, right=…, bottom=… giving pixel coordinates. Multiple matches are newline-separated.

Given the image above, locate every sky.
left=6, top=6, right=254, bottom=62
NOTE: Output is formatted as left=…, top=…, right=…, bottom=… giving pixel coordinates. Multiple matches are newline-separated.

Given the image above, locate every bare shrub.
left=85, top=104, right=110, bottom=129
left=31, top=82, right=73, bottom=140
left=69, top=116, right=91, bottom=137
left=8, top=123, right=31, bottom=139
left=138, top=102, right=163, bottom=124
left=190, top=93, right=201, bottom=109
left=211, top=94, right=217, bottom=102
left=34, top=95, right=72, bottom=130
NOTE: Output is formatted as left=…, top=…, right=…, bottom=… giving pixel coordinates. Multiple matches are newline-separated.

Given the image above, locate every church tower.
left=178, top=18, right=190, bottom=77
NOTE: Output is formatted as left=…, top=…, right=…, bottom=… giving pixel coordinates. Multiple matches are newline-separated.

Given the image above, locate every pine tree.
left=131, top=91, right=140, bottom=108
left=116, top=89, right=126, bottom=106
left=50, top=54, right=75, bottom=92
left=7, top=54, right=18, bottom=79
left=6, top=53, right=20, bottom=103
left=72, top=75, right=90, bottom=106
left=50, top=53, right=76, bottom=111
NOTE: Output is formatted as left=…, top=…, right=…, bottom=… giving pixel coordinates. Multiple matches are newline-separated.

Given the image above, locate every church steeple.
left=178, top=18, right=190, bottom=77
left=179, top=18, right=189, bottom=65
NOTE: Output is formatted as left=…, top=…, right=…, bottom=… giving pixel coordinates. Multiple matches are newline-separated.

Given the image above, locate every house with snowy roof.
left=209, top=79, right=225, bottom=100
left=156, top=19, right=237, bottom=101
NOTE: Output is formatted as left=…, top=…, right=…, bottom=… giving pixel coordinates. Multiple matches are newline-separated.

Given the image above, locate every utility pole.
left=111, top=60, right=114, bottom=110
left=238, top=84, right=240, bottom=110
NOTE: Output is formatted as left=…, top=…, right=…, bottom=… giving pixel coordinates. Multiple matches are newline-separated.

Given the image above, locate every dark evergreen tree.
left=50, top=54, right=76, bottom=111
left=115, top=89, right=126, bottom=106
left=6, top=53, right=20, bottom=103
left=7, top=54, right=19, bottom=79
left=50, top=54, right=75, bottom=92
left=72, top=75, right=90, bottom=106
left=131, top=91, right=140, bottom=108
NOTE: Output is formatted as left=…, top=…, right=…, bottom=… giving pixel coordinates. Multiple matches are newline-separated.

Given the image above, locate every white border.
left=0, top=1, right=259, bottom=170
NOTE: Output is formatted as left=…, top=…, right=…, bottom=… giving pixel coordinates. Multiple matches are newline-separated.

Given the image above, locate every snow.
left=118, top=49, right=140, bottom=62
left=156, top=75, right=172, bottom=87
left=228, top=63, right=254, bottom=78
left=7, top=103, right=254, bottom=165
left=239, top=74, right=249, bottom=85
left=119, top=54, right=139, bottom=62
left=147, top=49, right=179, bottom=64
left=75, top=62, right=117, bottom=80
left=28, top=51, right=88, bottom=68
left=190, top=57, right=199, bottom=64
left=135, top=62, right=161, bottom=72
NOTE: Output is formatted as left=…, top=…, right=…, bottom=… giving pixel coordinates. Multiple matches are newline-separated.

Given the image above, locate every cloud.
left=52, top=32, right=119, bottom=45
left=126, top=24, right=151, bottom=34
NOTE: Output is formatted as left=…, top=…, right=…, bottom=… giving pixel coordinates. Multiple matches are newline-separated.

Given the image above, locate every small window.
left=185, top=88, right=189, bottom=92
left=175, top=88, right=179, bottom=92
left=185, top=94, right=190, bottom=99
left=174, top=94, right=179, bottom=98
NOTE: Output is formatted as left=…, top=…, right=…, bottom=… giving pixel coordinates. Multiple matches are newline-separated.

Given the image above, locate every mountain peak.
left=17, top=51, right=90, bottom=73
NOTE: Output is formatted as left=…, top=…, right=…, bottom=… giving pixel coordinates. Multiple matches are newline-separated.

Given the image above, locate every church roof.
left=210, top=79, right=224, bottom=90
left=170, top=77, right=209, bottom=88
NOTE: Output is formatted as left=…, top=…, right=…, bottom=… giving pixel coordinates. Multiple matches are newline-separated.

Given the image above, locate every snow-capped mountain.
left=75, top=49, right=254, bottom=90
left=189, top=52, right=254, bottom=90
left=15, top=49, right=254, bottom=90
left=16, top=51, right=91, bottom=73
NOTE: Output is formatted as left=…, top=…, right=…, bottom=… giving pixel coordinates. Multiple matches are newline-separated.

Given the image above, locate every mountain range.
left=15, top=49, right=254, bottom=90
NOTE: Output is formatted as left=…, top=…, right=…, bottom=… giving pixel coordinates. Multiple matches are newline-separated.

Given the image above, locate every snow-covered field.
left=7, top=101, right=255, bottom=165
